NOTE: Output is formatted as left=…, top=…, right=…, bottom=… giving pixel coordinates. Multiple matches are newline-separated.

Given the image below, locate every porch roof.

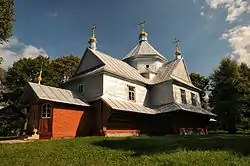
left=101, top=97, right=216, bottom=116
left=101, top=97, right=156, bottom=114
left=22, top=82, right=89, bottom=107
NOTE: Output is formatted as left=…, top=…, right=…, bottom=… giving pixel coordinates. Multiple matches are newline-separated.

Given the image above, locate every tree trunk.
left=228, top=119, right=237, bottom=134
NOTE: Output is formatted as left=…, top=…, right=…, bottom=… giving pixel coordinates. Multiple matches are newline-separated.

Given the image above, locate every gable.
left=75, top=49, right=104, bottom=75
left=171, top=60, right=192, bottom=83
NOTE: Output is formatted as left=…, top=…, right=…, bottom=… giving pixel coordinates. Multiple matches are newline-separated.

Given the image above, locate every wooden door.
left=39, top=103, right=53, bottom=139
left=39, top=118, right=52, bottom=138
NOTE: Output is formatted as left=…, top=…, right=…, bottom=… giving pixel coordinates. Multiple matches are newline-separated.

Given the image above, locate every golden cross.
left=139, top=21, right=146, bottom=32
left=173, top=38, right=180, bottom=49
left=92, top=25, right=96, bottom=37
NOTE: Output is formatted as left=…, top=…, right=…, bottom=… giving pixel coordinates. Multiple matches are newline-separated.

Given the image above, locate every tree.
left=189, top=73, right=209, bottom=109
left=0, top=0, right=15, bottom=42
left=3, top=54, right=80, bottom=102
left=50, top=55, right=80, bottom=87
left=3, top=56, right=52, bottom=103
left=238, top=63, right=250, bottom=129
left=0, top=57, right=6, bottom=102
left=209, top=57, right=249, bottom=133
left=5, top=56, right=51, bottom=89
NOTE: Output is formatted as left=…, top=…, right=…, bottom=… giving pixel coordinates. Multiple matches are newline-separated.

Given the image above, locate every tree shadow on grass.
left=0, top=136, right=19, bottom=141
left=93, top=135, right=250, bottom=156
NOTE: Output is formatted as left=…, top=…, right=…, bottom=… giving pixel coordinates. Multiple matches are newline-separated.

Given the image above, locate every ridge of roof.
left=122, top=40, right=166, bottom=61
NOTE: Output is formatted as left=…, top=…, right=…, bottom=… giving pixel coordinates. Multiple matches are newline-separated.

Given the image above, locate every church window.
left=41, top=103, right=52, bottom=118
left=191, top=93, right=197, bottom=106
left=180, top=89, right=187, bottom=104
left=79, top=84, right=84, bottom=92
left=128, top=86, right=135, bottom=101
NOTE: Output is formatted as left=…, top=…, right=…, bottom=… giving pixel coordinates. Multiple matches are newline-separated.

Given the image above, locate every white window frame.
left=180, top=89, right=187, bottom=104
left=128, top=85, right=136, bottom=102
left=41, top=103, right=52, bottom=118
left=191, top=93, right=197, bottom=106
left=78, top=84, right=84, bottom=92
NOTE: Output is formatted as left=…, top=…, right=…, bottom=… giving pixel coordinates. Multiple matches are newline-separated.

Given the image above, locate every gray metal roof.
left=151, top=59, right=180, bottom=84
left=122, top=41, right=166, bottom=61
left=73, top=48, right=198, bottom=91
left=102, top=97, right=216, bottom=116
left=89, top=48, right=149, bottom=83
left=150, top=59, right=199, bottom=89
left=102, top=97, right=156, bottom=114
left=28, top=82, right=89, bottom=107
left=177, top=102, right=216, bottom=116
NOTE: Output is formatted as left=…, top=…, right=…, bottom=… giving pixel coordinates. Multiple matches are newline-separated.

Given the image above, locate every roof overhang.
left=101, top=97, right=216, bottom=116
left=20, top=82, right=90, bottom=107
left=101, top=97, right=156, bottom=114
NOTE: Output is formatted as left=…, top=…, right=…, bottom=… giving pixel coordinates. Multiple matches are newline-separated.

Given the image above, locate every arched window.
left=41, top=103, right=52, bottom=118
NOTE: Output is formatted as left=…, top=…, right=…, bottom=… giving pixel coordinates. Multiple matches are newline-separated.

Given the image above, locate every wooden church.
left=20, top=24, right=216, bottom=139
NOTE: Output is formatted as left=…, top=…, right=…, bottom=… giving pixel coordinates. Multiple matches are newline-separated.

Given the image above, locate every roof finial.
left=173, top=38, right=182, bottom=59
left=91, top=25, right=96, bottom=38
left=139, top=21, right=148, bottom=41
left=37, top=61, right=43, bottom=85
left=89, top=25, right=97, bottom=50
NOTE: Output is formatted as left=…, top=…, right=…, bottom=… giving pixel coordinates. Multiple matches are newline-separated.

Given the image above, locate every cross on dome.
left=173, top=38, right=182, bottom=59
left=139, top=21, right=148, bottom=41
left=89, top=25, right=97, bottom=50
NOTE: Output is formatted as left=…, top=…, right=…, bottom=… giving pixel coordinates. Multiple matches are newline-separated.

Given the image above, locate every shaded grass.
left=0, top=136, right=19, bottom=141
left=1, top=135, right=250, bottom=166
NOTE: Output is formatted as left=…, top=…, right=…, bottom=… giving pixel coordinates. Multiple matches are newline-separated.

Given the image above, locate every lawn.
left=1, top=135, right=250, bottom=166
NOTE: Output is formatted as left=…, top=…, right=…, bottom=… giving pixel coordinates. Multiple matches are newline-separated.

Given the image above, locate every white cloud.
left=0, top=37, right=48, bottom=70
left=200, top=12, right=205, bottom=16
left=205, top=0, right=250, bottom=22
left=221, top=26, right=250, bottom=65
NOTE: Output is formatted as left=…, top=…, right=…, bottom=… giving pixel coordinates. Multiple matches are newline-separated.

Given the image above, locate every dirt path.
left=0, top=139, right=32, bottom=144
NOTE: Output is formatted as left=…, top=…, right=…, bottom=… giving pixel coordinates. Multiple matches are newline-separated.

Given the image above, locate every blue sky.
left=1, top=0, right=250, bottom=76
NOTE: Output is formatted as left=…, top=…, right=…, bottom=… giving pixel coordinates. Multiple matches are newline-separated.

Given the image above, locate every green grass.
left=1, top=135, right=250, bottom=166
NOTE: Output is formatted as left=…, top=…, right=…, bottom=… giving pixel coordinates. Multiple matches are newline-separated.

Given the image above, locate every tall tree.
left=0, top=0, right=15, bottom=42
left=50, top=55, right=80, bottom=87
left=189, top=73, right=209, bottom=109
left=238, top=63, right=250, bottom=129
left=209, top=58, right=249, bottom=133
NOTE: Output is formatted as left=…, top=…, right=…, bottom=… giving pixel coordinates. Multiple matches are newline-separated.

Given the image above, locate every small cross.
left=139, top=21, right=146, bottom=32
left=92, top=25, right=96, bottom=37
left=173, top=38, right=180, bottom=48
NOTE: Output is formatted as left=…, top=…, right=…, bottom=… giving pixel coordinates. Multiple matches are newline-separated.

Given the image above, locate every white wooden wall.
left=144, top=82, right=173, bottom=107
left=64, top=74, right=103, bottom=101
left=126, top=58, right=164, bottom=74
left=172, top=60, right=191, bottom=83
left=75, top=49, right=103, bottom=75
left=103, top=74, right=147, bottom=104
left=173, top=84, right=201, bottom=106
